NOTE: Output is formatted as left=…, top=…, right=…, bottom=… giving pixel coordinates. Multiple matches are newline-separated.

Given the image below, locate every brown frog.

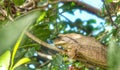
left=54, top=33, right=107, bottom=69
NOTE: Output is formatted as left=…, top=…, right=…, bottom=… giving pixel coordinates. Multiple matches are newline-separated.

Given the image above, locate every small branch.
left=0, top=8, right=7, bottom=17
left=36, top=52, right=51, bottom=69
left=59, top=13, right=72, bottom=23
left=59, top=0, right=103, bottom=18
left=39, top=60, right=50, bottom=67
left=37, top=52, right=52, bottom=60
left=19, top=0, right=37, bottom=9
left=18, top=0, right=104, bottom=18
left=0, top=6, right=14, bottom=21
left=25, top=31, right=63, bottom=52
left=0, top=16, right=5, bottom=20
left=102, top=0, right=118, bottom=28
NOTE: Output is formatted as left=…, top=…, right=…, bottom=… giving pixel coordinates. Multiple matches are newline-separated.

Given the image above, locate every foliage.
left=0, top=9, right=41, bottom=55
left=41, top=54, right=68, bottom=70
left=0, top=9, right=41, bottom=69
left=0, top=0, right=120, bottom=70
left=0, top=50, right=10, bottom=70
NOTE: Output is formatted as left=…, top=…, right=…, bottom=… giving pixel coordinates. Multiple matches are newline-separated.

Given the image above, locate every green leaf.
left=108, top=37, right=120, bottom=70
left=71, top=2, right=75, bottom=6
left=51, top=54, right=63, bottom=66
left=87, top=19, right=96, bottom=24
left=0, top=9, right=41, bottom=55
left=106, top=0, right=113, bottom=2
left=13, top=0, right=25, bottom=6
left=12, top=58, right=31, bottom=70
left=0, top=50, right=11, bottom=70
left=10, top=32, right=25, bottom=70
left=37, top=12, right=46, bottom=22
left=25, top=47, right=36, bottom=57
left=14, top=65, right=29, bottom=70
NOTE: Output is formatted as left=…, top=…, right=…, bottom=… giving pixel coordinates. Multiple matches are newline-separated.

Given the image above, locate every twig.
left=25, top=31, right=63, bottom=52
left=37, top=52, right=52, bottom=60
left=59, top=0, right=103, bottom=18
left=39, top=60, right=50, bottom=67
left=36, top=52, right=51, bottom=69
left=0, top=8, right=7, bottom=17
left=102, top=0, right=118, bottom=28
left=59, top=13, right=72, bottom=23
left=18, top=0, right=104, bottom=18
left=36, top=60, right=51, bottom=70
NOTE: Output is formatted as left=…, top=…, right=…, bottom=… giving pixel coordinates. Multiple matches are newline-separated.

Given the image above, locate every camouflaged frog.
left=54, top=33, right=107, bottom=69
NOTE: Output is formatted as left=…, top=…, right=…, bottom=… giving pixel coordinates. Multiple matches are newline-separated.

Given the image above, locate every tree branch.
left=18, top=0, right=104, bottom=18
left=38, top=60, right=50, bottom=67
left=102, top=0, right=118, bottom=28
left=25, top=31, right=63, bottom=52
left=58, top=0, right=104, bottom=18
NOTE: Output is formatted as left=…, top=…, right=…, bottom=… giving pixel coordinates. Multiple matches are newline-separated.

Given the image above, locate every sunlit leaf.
left=106, top=0, right=113, bottom=2
left=10, top=32, right=25, bottom=69
left=71, top=2, right=76, bottom=6
left=12, top=58, right=31, bottom=70
left=0, top=50, right=11, bottom=70
left=37, top=12, right=46, bottom=22
left=0, top=9, right=41, bottom=55
left=13, top=0, right=25, bottom=6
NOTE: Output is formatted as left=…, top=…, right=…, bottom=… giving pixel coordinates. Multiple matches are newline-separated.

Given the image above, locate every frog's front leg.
left=65, top=44, right=77, bottom=58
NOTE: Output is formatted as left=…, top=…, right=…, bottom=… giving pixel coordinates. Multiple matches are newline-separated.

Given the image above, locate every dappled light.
left=0, top=0, right=120, bottom=70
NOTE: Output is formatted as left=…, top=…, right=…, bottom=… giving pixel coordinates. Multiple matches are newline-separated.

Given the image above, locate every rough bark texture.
left=54, top=33, right=107, bottom=69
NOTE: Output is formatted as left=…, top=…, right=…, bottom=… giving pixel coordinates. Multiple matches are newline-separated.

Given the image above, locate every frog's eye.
left=56, top=36, right=60, bottom=38
left=56, top=36, right=65, bottom=42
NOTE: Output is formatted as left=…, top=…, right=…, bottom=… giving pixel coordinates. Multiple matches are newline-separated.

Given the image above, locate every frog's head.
left=58, top=33, right=82, bottom=39
left=54, top=35, right=68, bottom=49
left=54, top=33, right=82, bottom=49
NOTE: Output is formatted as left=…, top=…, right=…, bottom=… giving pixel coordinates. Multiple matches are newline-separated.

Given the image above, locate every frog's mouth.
left=54, top=40, right=66, bottom=46
left=54, top=39, right=67, bottom=50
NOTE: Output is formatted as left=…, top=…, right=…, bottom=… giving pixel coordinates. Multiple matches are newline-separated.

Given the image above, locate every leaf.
left=10, top=31, right=25, bottom=69
left=51, top=54, right=63, bottom=66
left=37, top=12, right=46, bottom=22
left=106, top=0, right=113, bottom=2
left=71, top=2, right=75, bottom=7
left=13, top=0, right=25, bottom=6
left=87, top=19, right=96, bottom=24
left=12, top=58, right=31, bottom=70
left=50, top=54, right=68, bottom=70
left=0, top=9, right=41, bottom=55
left=0, top=50, right=11, bottom=70
left=25, top=47, right=36, bottom=57
left=14, top=65, right=29, bottom=70
left=108, top=37, right=120, bottom=70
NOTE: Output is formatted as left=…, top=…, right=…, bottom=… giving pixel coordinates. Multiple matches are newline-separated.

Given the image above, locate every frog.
left=54, top=33, right=107, bottom=69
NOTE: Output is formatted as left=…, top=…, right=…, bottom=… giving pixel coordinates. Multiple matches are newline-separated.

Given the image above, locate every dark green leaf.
left=51, top=54, right=63, bottom=66
left=25, top=47, right=36, bottom=57
left=87, top=19, right=96, bottom=24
